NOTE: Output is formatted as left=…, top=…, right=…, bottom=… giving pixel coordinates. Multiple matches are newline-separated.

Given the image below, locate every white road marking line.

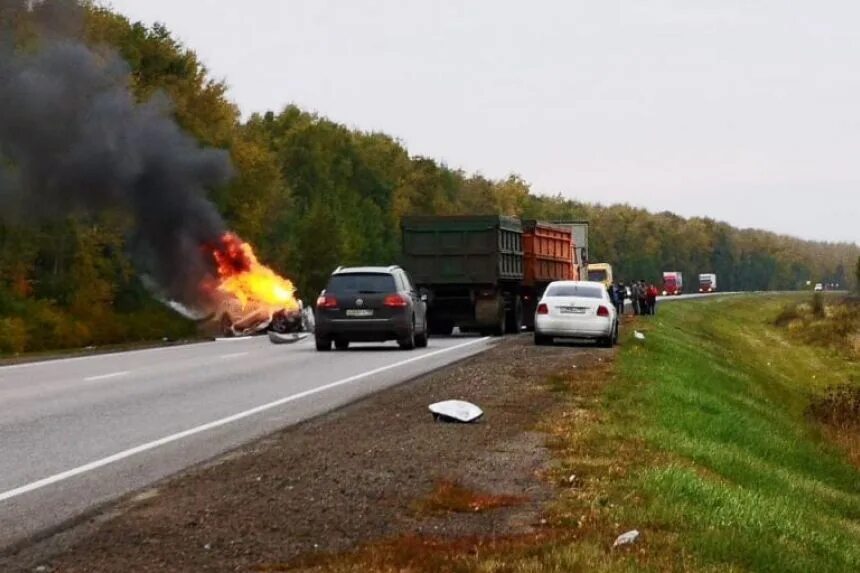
left=0, top=337, right=491, bottom=504
left=83, top=371, right=130, bottom=382
left=1, top=342, right=213, bottom=371
left=214, top=336, right=255, bottom=342
left=220, top=352, right=249, bottom=360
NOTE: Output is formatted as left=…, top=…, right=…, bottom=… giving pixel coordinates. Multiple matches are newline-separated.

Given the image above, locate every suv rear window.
left=545, top=284, right=604, bottom=298
left=326, top=273, right=397, bottom=294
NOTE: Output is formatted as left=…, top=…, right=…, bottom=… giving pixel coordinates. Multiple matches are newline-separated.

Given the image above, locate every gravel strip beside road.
left=4, top=336, right=611, bottom=573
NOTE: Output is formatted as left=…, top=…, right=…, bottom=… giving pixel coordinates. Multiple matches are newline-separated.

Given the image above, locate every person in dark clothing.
left=613, top=282, right=627, bottom=316
left=637, top=280, right=648, bottom=315
left=630, top=282, right=641, bottom=315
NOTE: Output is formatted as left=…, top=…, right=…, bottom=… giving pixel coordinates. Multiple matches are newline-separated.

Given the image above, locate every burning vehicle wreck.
left=213, top=298, right=312, bottom=338
left=200, top=233, right=311, bottom=338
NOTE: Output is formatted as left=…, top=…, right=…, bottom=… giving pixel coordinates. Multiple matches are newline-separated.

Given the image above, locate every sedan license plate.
left=346, top=309, right=374, bottom=318
left=560, top=306, right=586, bottom=314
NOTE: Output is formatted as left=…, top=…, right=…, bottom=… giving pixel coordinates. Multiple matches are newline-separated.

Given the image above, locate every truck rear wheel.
left=476, top=295, right=506, bottom=337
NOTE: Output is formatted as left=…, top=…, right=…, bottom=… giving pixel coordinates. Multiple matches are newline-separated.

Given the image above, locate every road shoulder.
left=3, top=336, right=611, bottom=572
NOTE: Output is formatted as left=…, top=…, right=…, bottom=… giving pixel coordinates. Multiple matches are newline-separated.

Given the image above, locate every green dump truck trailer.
left=401, top=215, right=524, bottom=336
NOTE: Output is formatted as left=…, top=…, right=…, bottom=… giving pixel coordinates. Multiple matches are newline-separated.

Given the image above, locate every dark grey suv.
left=314, top=266, right=429, bottom=351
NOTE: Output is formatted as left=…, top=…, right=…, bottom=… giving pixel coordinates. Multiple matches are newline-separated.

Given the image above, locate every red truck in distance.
left=662, top=271, right=683, bottom=296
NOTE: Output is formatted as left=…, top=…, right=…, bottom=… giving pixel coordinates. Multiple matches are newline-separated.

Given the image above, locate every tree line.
left=0, top=4, right=857, bottom=354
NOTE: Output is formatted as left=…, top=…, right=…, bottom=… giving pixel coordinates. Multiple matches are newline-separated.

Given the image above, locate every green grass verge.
left=281, top=295, right=859, bottom=573
left=605, top=295, right=860, bottom=572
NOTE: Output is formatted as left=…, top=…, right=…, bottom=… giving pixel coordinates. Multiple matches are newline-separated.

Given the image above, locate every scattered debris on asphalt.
left=268, top=331, right=310, bottom=345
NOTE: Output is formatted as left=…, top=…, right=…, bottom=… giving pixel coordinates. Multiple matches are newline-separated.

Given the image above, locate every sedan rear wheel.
left=534, top=333, right=552, bottom=346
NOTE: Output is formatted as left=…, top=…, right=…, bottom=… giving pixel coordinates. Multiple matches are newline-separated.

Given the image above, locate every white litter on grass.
left=634, top=331, right=646, bottom=340
left=428, top=400, right=484, bottom=423
left=613, top=529, right=640, bottom=547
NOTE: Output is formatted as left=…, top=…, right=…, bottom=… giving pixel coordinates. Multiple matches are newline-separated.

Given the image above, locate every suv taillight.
left=597, top=305, right=610, bottom=317
left=384, top=294, right=408, bottom=308
left=316, top=295, right=338, bottom=309
left=537, top=303, right=549, bottom=315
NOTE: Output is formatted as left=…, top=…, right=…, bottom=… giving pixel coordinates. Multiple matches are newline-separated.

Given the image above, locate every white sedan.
left=534, top=281, right=619, bottom=347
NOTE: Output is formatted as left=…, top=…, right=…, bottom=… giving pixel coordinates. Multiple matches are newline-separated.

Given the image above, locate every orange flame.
left=208, top=233, right=299, bottom=313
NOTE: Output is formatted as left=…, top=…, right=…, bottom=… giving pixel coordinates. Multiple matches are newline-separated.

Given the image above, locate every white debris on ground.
left=268, top=331, right=310, bottom=344
left=634, top=330, right=646, bottom=340
left=428, top=400, right=484, bottom=423
left=613, top=529, right=640, bottom=547
left=301, top=304, right=315, bottom=332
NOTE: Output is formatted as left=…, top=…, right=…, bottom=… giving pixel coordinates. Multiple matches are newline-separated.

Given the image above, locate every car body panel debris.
left=613, top=529, right=640, bottom=547
left=268, top=331, right=310, bottom=344
left=428, top=400, right=484, bottom=423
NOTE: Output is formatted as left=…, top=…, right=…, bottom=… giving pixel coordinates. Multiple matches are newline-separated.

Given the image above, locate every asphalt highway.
left=0, top=290, right=732, bottom=552
left=0, top=334, right=493, bottom=551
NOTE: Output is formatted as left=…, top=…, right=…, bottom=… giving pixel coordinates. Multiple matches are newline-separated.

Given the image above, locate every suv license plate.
left=346, top=309, right=374, bottom=318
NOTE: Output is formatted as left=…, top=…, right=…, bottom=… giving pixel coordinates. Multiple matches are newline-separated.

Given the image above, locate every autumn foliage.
left=0, top=3, right=857, bottom=354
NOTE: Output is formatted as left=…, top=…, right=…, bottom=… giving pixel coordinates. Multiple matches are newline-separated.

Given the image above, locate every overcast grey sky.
left=105, top=0, right=858, bottom=243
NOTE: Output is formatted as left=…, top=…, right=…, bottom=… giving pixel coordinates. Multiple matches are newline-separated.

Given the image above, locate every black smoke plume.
left=0, top=0, right=234, bottom=308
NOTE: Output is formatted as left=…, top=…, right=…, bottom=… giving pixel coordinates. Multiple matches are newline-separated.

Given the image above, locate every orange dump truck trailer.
left=522, top=220, right=576, bottom=330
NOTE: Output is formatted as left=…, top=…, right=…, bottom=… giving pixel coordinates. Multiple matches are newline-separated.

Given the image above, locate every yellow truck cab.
left=587, top=263, right=614, bottom=287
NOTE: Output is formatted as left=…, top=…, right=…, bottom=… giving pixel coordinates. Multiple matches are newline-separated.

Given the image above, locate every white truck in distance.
left=699, top=273, right=717, bottom=293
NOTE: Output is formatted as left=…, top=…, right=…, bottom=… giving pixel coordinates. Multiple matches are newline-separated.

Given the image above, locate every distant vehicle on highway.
left=662, top=271, right=683, bottom=296
left=314, top=266, right=428, bottom=351
left=814, top=283, right=824, bottom=292
left=587, top=263, right=614, bottom=287
left=533, top=280, right=619, bottom=347
left=698, top=273, right=717, bottom=293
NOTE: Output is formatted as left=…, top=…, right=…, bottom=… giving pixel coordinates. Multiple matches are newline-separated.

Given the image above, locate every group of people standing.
left=608, top=280, right=659, bottom=316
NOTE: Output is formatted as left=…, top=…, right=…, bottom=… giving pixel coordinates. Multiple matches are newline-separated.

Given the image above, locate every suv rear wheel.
left=315, top=336, right=332, bottom=352
left=398, top=318, right=416, bottom=350
left=414, top=326, right=428, bottom=348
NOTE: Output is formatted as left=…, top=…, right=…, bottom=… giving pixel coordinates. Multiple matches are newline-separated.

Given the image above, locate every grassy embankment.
left=517, top=294, right=860, bottom=572
left=299, top=294, right=859, bottom=572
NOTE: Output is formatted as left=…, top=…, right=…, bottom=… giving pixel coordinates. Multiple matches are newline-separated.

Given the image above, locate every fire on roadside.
left=202, top=233, right=300, bottom=335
